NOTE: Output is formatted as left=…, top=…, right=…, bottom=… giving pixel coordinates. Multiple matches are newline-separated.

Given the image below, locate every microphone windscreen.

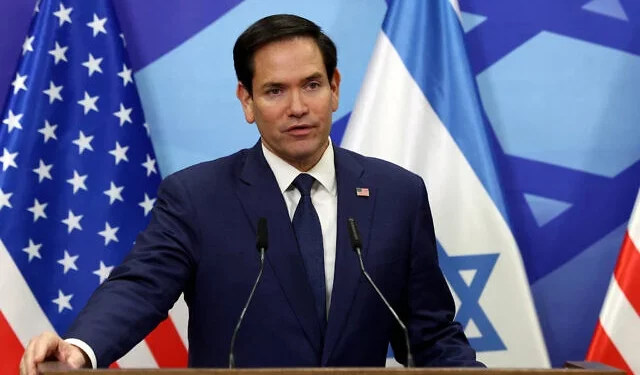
left=256, top=217, right=268, bottom=251
left=347, top=217, right=362, bottom=249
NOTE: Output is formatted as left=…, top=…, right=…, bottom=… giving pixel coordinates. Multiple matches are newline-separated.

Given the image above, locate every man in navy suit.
left=20, top=14, right=482, bottom=373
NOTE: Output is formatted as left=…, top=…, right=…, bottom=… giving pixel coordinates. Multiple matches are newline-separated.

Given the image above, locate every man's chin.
left=279, top=149, right=325, bottom=171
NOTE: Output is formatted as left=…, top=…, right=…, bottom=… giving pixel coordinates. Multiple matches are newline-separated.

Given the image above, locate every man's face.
left=237, top=37, right=340, bottom=171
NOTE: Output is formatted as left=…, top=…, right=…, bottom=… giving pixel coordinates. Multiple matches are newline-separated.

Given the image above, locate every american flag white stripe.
left=0, top=240, right=55, bottom=346
left=168, top=294, right=190, bottom=348
left=598, top=275, right=640, bottom=373
left=116, top=340, right=158, bottom=368
left=629, top=189, right=640, bottom=249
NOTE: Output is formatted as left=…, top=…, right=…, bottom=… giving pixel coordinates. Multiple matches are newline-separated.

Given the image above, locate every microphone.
left=228, top=218, right=269, bottom=368
left=347, top=218, right=414, bottom=367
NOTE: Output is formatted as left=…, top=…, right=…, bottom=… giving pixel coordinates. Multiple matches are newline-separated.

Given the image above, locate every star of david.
left=385, top=242, right=504, bottom=359
left=436, top=242, right=505, bottom=351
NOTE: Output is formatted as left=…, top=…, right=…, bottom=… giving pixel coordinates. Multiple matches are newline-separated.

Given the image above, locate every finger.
left=31, top=332, right=62, bottom=371
left=19, top=353, right=27, bottom=375
left=54, top=342, right=67, bottom=362
left=21, top=338, right=38, bottom=375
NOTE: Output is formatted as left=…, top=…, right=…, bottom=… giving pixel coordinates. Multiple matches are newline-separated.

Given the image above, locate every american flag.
left=587, top=188, right=640, bottom=374
left=355, top=187, right=369, bottom=197
left=0, top=0, right=187, bottom=372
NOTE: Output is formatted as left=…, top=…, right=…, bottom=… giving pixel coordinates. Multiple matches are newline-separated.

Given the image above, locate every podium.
left=38, top=362, right=624, bottom=375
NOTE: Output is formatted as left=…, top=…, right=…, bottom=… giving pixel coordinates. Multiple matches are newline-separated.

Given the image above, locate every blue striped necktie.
left=292, top=173, right=327, bottom=331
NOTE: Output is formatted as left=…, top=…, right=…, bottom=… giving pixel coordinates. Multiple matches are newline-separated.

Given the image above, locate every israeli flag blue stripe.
left=382, top=0, right=507, bottom=220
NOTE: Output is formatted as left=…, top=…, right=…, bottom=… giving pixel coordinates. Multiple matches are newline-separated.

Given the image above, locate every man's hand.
left=19, top=332, right=87, bottom=375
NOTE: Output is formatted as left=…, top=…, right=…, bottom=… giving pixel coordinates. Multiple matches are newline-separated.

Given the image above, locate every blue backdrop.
left=1, top=0, right=638, bottom=367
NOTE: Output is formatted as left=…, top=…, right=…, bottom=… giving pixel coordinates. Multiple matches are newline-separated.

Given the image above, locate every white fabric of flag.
left=341, top=0, right=549, bottom=367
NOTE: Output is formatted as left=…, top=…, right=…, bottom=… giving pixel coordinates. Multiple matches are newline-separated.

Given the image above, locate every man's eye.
left=267, top=88, right=282, bottom=95
left=307, top=82, right=320, bottom=89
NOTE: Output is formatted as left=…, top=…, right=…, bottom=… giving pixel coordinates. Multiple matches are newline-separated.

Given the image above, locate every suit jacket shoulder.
left=161, top=146, right=252, bottom=194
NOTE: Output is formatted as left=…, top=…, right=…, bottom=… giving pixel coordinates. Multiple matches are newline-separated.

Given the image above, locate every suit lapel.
left=322, top=147, right=376, bottom=364
left=235, top=142, right=323, bottom=353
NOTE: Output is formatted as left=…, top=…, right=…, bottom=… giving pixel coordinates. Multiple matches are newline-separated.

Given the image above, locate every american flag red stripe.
left=613, top=235, right=640, bottom=316
left=587, top=189, right=640, bottom=374
left=0, top=311, right=23, bottom=375
left=588, top=322, right=632, bottom=375
left=144, top=317, right=189, bottom=367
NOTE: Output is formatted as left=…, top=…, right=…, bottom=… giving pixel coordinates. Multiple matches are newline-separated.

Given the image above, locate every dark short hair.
left=233, top=14, right=337, bottom=95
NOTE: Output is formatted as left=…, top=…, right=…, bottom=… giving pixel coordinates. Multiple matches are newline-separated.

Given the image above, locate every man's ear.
left=236, top=82, right=255, bottom=123
left=330, top=68, right=341, bottom=112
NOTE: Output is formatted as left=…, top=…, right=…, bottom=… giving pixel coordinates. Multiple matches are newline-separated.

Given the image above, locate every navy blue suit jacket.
left=66, top=142, right=482, bottom=368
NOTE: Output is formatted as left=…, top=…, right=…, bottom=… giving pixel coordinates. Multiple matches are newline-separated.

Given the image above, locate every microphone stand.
left=228, top=218, right=268, bottom=368
left=348, top=217, right=414, bottom=367
left=228, top=248, right=265, bottom=368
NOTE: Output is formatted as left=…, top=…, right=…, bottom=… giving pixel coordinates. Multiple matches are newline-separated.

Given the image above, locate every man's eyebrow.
left=260, top=82, right=284, bottom=90
left=302, top=72, right=323, bottom=82
left=295, top=73, right=326, bottom=86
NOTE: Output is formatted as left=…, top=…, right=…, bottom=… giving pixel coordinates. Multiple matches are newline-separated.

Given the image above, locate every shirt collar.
left=261, top=138, right=337, bottom=196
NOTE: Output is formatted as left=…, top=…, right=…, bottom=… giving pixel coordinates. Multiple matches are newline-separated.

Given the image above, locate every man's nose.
left=287, top=90, right=308, bottom=117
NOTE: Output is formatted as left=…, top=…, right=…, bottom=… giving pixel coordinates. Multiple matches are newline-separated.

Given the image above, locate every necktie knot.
left=293, top=173, right=315, bottom=197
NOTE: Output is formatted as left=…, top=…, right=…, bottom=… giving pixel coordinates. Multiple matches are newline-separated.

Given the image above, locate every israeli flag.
left=341, top=0, right=550, bottom=367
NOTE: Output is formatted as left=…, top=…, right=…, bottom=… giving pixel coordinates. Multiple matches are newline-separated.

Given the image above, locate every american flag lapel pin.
left=356, top=187, right=370, bottom=197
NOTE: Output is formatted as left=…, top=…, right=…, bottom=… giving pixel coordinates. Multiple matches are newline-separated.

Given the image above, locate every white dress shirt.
left=261, top=139, right=338, bottom=317
left=69, top=139, right=338, bottom=368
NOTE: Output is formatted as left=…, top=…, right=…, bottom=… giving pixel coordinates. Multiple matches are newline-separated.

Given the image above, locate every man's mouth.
left=285, top=124, right=314, bottom=136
